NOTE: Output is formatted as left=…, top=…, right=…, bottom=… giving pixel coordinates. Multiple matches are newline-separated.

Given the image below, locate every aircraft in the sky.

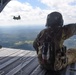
left=0, top=0, right=21, bottom=20
left=0, top=0, right=11, bottom=12
left=13, top=15, right=21, bottom=20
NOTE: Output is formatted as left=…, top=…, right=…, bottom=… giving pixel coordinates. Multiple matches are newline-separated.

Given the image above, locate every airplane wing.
left=0, top=0, right=11, bottom=12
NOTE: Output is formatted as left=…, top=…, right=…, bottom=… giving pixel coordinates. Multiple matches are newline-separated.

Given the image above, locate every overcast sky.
left=0, top=0, right=76, bottom=26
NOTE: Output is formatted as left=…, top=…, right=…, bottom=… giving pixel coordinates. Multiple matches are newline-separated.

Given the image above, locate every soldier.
left=33, top=11, right=76, bottom=71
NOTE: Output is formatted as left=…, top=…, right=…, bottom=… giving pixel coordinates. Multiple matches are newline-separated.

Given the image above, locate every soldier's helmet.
left=46, top=11, right=63, bottom=28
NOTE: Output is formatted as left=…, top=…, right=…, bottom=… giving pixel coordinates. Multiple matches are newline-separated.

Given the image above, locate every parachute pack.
left=37, top=30, right=67, bottom=71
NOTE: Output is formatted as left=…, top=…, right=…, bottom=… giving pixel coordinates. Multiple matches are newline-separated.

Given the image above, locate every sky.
left=0, top=0, right=76, bottom=26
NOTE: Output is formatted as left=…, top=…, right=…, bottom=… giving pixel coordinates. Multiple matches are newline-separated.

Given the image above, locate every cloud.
left=0, top=0, right=76, bottom=26
left=39, top=0, right=76, bottom=24
left=0, top=0, right=48, bottom=26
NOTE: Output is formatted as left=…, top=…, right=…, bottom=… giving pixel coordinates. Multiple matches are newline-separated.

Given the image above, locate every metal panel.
left=0, top=48, right=76, bottom=75
left=0, top=0, right=11, bottom=12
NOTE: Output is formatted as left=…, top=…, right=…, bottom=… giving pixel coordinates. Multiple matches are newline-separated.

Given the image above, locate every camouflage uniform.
left=33, top=24, right=76, bottom=71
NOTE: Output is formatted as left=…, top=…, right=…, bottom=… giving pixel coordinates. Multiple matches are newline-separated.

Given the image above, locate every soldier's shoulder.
left=40, top=28, right=47, bottom=33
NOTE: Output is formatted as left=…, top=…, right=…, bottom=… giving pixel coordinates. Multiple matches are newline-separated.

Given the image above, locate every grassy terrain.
left=0, top=25, right=76, bottom=50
